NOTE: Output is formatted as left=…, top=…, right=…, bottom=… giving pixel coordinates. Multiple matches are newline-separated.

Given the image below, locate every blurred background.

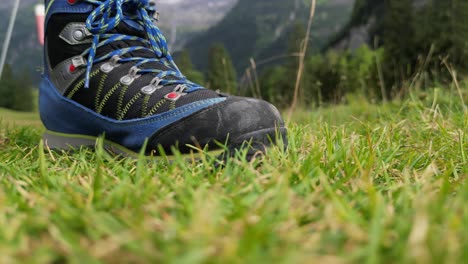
left=0, top=0, right=466, bottom=112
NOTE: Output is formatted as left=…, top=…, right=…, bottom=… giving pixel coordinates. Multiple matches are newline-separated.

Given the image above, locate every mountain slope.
left=328, top=0, right=440, bottom=51
left=328, top=0, right=385, bottom=50
left=157, top=0, right=237, bottom=50
left=186, top=0, right=354, bottom=73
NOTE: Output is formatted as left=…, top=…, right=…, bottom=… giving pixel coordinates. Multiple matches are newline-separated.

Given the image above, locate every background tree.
left=260, top=24, right=307, bottom=106
left=260, top=66, right=291, bottom=108
left=0, top=64, right=35, bottom=112
left=424, top=0, right=468, bottom=74
left=175, top=49, right=205, bottom=85
left=287, top=23, right=307, bottom=56
left=207, top=43, right=238, bottom=94
left=13, top=70, right=34, bottom=112
left=0, top=65, right=16, bottom=110
left=382, top=0, right=415, bottom=96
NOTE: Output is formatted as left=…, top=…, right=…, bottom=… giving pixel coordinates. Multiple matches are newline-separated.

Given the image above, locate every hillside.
left=328, top=0, right=430, bottom=50
left=156, top=0, right=237, bottom=50
left=328, top=0, right=385, bottom=50
left=0, top=0, right=236, bottom=82
left=186, top=0, right=354, bottom=73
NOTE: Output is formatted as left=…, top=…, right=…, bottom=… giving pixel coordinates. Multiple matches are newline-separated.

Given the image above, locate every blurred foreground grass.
left=0, top=88, right=467, bottom=263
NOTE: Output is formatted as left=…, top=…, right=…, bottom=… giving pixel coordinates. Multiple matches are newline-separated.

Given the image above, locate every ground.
left=0, top=88, right=467, bottom=263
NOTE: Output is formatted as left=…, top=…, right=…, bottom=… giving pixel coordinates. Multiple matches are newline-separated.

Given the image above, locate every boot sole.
left=42, top=127, right=287, bottom=161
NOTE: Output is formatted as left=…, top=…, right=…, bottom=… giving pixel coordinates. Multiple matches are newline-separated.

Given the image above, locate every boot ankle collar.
left=45, top=0, right=93, bottom=28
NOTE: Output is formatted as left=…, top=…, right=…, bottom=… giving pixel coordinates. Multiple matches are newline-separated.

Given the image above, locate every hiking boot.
left=40, top=0, right=287, bottom=158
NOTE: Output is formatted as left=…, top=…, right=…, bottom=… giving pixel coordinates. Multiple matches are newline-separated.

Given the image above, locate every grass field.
left=0, top=88, right=467, bottom=263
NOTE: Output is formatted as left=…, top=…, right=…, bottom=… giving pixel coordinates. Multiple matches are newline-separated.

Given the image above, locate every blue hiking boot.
left=40, top=0, right=287, bottom=158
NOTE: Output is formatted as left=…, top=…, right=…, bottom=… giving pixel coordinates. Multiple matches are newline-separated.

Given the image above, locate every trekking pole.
left=0, top=0, right=21, bottom=80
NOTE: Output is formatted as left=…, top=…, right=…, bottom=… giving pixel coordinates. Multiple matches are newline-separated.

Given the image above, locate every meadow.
left=0, top=88, right=466, bottom=263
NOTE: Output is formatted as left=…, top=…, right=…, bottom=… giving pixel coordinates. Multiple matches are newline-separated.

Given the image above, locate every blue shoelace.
left=78, top=0, right=202, bottom=92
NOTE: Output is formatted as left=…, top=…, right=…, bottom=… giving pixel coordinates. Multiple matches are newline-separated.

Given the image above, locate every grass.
left=0, top=108, right=41, bottom=128
left=0, top=88, right=467, bottom=263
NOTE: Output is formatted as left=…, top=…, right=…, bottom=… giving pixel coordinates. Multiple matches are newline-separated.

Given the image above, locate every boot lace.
left=77, top=0, right=201, bottom=93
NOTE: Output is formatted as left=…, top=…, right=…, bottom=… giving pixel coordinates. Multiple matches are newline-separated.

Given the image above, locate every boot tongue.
left=118, top=3, right=149, bottom=38
left=94, top=17, right=164, bottom=65
left=117, top=1, right=156, bottom=39
left=94, top=24, right=152, bottom=60
left=121, top=19, right=145, bottom=35
left=113, top=19, right=147, bottom=39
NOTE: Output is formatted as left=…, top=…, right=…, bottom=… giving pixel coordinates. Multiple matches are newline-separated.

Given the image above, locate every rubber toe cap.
left=147, top=96, right=285, bottom=154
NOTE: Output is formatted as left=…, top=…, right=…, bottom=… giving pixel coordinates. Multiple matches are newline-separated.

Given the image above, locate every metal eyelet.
left=100, top=55, right=121, bottom=73
left=173, top=84, right=188, bottom=93
left=72, top=56, right=86, bottom=67
left=73, top=30, right=84, bottom=41
left=148, top=0, right=160, bottom=21
left=120, top=66, right=141, bottom=86
left=141, top=85, right=157, bottom=95
left=150, top=77, right=163, bottom=87
left=69, top=56, right=86, bottom=73
left=100, top=63, right=113, bottom=73
left=141, top=77, right=163, bottom=95
left=149, top=0, right=157, bottom=7
left=153, top=12, right=160, bottom=21
left=164, top=85, right=187, bottom=101
left=72, top=28, right=91, bottom=41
